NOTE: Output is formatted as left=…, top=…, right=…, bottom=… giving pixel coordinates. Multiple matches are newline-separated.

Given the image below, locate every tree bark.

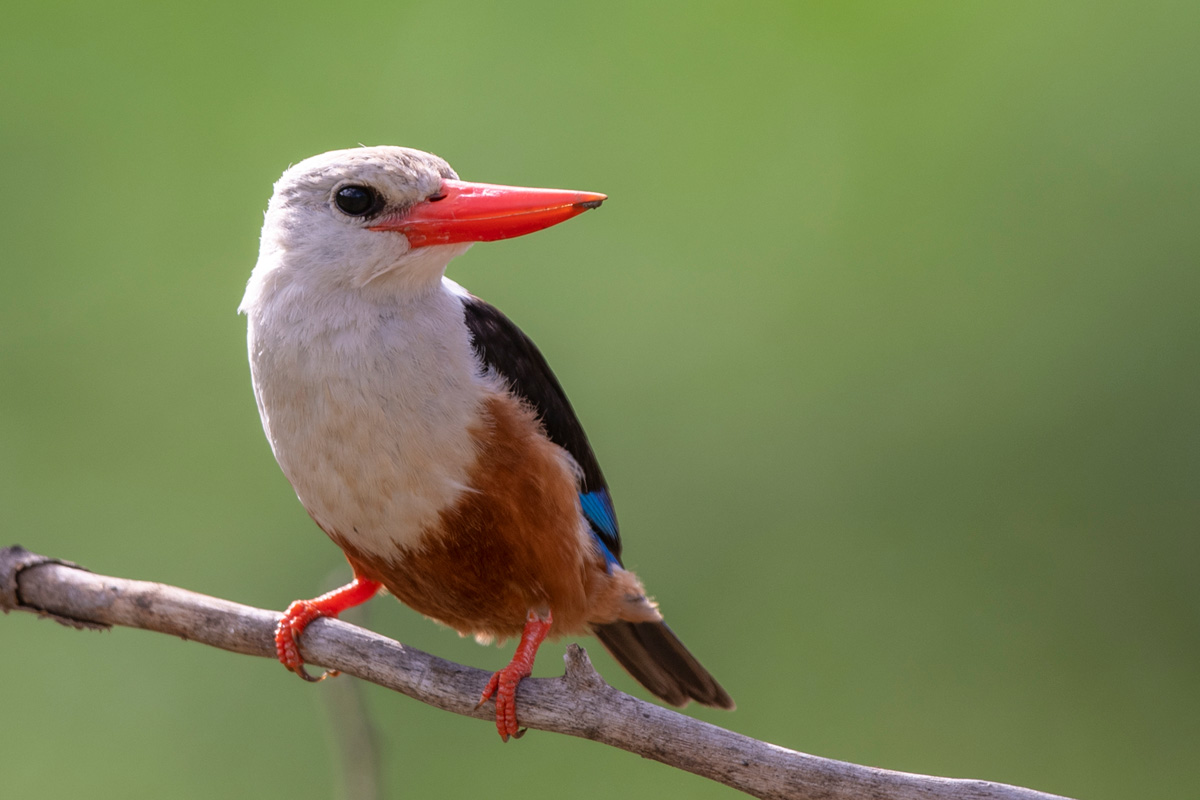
left=1, top=545, right=1074, bottom=800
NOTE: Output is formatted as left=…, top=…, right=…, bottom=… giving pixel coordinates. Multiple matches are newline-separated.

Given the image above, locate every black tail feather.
left=591, top=620, right=734, bottom=710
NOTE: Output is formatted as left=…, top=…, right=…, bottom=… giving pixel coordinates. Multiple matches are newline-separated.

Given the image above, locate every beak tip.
left=578, top=197, right=605, bottom=210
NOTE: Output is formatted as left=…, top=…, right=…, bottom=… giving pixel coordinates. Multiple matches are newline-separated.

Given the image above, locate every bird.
left=239, top=146, right=733, bottom=740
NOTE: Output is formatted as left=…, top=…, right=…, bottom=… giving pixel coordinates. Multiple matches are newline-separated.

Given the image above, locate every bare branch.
left=1, top=545, right=1073, bottom=800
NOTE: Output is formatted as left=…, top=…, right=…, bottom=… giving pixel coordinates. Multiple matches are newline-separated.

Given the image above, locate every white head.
left=240, top=146, right=606, bottom=317
left=241, top=146, right=473, bottom=316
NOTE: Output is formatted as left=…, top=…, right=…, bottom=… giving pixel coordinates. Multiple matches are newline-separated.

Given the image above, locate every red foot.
left=478, top=610, right=553, bottom=741
left=276, top=576, right=382, bottom=682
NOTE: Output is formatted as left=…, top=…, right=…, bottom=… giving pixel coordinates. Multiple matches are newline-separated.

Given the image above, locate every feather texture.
left=459, top=293, right=623, bottom=567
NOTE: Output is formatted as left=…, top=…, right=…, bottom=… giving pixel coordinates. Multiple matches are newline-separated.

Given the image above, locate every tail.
left=591, top=620, right=735, bottom=710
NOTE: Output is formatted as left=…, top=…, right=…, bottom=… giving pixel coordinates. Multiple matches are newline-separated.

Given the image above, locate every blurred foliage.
left=2, top=2, right=1197, bottom=798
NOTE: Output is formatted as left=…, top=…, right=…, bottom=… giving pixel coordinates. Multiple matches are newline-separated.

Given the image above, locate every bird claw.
left=278, top=618, right=340, bottom=681
left=276, top=601, right=341, bottom=682
left=272, top=577, right=383, bottom=685
left=478, top=667, right=523, bottom=741
left=477, top=611, right=552, bottom=741
left=293, top=664, right=339, bottom=683
left=477, top=671, right=500, bottom=709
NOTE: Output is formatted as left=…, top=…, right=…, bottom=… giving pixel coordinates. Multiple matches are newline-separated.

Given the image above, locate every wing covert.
left=459, top=292, right=622, bottom=565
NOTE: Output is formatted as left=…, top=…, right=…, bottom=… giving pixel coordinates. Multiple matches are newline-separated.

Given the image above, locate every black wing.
left=460, top=293, right=622, bottom=566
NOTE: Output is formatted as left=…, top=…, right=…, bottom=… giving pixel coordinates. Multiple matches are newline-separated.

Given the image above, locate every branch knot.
left=0, top=545, right=110, bottom=630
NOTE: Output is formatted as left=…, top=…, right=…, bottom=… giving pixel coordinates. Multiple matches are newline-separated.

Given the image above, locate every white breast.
left=244, top=275, right=491, bottom=560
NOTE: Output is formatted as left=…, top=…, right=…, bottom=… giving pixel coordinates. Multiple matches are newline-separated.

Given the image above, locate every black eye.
left=334, top=185, right=380, bottom=216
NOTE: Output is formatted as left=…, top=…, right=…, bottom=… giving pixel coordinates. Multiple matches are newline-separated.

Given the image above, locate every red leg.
left=276, top=576, right=382, bottom=682
left=478, top=610, right=553, bottom=741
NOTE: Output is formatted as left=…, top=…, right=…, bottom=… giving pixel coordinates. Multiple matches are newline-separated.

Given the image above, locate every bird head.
left=241, top=146, right=605, bottom=309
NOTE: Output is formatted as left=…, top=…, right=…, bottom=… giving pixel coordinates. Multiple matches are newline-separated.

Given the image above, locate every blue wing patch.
left=580, top=489, right=621, bottom=570
left=580, top=489, right=618, bottom=539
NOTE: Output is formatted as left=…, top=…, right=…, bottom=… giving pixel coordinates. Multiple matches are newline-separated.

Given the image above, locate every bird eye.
left=334, top=185, right=380, bottom=216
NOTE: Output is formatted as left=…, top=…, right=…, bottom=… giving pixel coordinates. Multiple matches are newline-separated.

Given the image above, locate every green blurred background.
left=2, top=2, right=1197, bottom=798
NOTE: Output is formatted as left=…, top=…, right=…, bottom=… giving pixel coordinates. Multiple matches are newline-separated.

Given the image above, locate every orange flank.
left=334, top=392, right=660, bottom=642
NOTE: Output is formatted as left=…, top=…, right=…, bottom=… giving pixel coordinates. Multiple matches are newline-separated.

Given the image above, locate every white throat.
left=243, top=270, right=490, bottom=559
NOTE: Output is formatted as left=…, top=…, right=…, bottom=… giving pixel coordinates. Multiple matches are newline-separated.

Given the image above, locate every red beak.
left=369, top=179, right=607, bottom=248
